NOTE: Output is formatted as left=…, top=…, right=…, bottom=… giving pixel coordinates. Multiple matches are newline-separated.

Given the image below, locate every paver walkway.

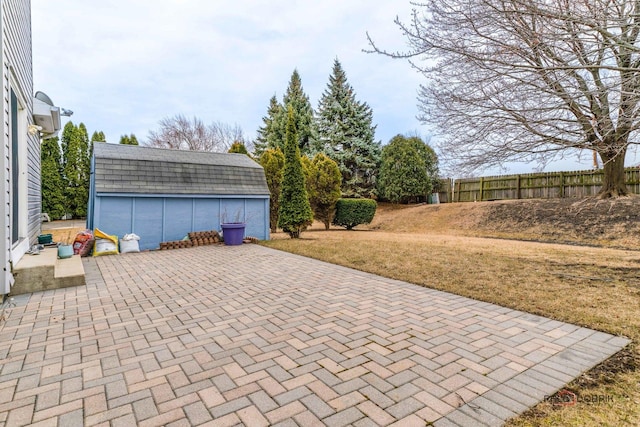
left=0, top=245, right=629, bottom=426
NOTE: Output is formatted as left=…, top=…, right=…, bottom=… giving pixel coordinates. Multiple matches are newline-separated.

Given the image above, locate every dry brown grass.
left=263, top=211, right=640, bottom=426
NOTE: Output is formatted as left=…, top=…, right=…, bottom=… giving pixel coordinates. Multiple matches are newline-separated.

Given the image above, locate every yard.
left=263, top=198, right=640, bottom=426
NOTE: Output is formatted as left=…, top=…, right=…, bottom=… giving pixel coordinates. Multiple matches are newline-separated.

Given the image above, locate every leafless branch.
left=145, top=114, right=249, bottom=153
left=367, top=0, right=640, bottom=175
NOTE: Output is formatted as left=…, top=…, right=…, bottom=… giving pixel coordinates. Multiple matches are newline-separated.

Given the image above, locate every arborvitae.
left=61, top=122, right=79, bottom=217
left=254, top=95, right=285, bottom=156
left=277, top=107, right=313, bottom=238
left=62, top=122, right=85, bottom=218
left=119, top=134, right=139, bottom=145
left=77, top=123, right=90, bottom=217
left=93, top=131, right=106, bottom=141
left=259, top=148, right=285, bottom=233
left=316, top=59, right=381, bottom=198
left=40, top=137, right=67, bottom=219
left=90, top=130, right=106, bottom=160
left=282, top=69, right=316, bottom=156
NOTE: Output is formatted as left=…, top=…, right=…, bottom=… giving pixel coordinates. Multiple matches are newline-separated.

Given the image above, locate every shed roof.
left=92, top=143, right=269, bottom=196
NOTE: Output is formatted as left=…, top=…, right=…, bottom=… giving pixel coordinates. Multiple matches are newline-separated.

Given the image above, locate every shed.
left=88, top=144, right=270, bottom=250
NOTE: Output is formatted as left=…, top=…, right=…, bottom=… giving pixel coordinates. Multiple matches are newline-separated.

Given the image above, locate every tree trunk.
left=598, top=149, right=628, bottom=198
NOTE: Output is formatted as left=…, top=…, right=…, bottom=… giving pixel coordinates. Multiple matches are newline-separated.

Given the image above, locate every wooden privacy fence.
left=438, top=167, right=640, bottom=202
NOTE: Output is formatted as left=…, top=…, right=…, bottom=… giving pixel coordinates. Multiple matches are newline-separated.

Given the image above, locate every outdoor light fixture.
left=32, top=91, right=73, bottom=137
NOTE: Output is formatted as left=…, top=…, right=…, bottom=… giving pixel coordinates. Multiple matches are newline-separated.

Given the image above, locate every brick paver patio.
left=0, top=245, right=630, bottom=426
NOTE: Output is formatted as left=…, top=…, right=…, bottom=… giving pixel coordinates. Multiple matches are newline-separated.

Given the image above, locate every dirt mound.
left=369, top=196, right=640, bottom=249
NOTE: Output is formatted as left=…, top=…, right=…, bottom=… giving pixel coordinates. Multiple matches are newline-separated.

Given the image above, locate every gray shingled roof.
left=93, top=143, right=269, bottom=196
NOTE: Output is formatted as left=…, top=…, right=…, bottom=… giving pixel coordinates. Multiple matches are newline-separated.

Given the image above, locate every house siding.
left=1, top=0, right=38, bottom=294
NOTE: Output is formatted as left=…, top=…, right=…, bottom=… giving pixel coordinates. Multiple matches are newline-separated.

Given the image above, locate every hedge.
left=332, top=198, right=377, bottom=230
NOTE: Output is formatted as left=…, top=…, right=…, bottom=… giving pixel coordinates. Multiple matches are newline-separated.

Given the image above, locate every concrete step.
left=11, top=247, right=86, bottom=295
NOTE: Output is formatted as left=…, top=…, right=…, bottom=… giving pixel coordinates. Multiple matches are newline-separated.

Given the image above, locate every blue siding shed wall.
left=92, top=195, right=269, bottom=250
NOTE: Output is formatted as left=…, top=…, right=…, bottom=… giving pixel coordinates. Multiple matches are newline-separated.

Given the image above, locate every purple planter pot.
left=221, top=223, right=245, bottom=246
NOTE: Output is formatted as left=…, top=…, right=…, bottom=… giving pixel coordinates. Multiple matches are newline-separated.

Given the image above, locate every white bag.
left=119, top=239, right=140, bottom=253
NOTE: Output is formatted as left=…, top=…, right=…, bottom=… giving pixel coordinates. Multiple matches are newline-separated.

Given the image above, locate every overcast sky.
left=32, top=1, right=632, bottom=175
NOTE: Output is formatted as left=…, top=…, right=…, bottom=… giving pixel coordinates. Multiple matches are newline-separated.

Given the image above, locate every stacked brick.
left=188, top=230, right=221, bottom=246
left=159, top=230, right=220, bottom=250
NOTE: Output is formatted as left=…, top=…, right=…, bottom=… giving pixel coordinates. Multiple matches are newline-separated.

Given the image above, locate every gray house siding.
left=1, top=0, right=38, bottom=294
left=89, top=144, right=271, bottom=251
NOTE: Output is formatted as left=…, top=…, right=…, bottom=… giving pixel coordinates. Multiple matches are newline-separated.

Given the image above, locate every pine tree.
left=254, top=95, right=285, bottom=157
left=278, top=107, right=313, bottom=238
left=282, top=69, right=316, bottom=156
left=259, top=148, right=285, bottom=233
left=40, top=137, right=67, bottom=219
left=316, top=59, right=381, bottom=198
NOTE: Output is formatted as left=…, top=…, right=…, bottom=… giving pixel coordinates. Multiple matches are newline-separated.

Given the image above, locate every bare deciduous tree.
left=146, top=114, right=250, bottom=153
left=368, top=0, right=640, bottom=197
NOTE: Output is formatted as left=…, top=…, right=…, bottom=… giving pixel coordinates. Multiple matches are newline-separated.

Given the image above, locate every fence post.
left=559, top=172, right=564, bottom=198
left=479, top=177, right=484, bottom=201
left=456, top=180, right=461, bottom=202
left=516, top=175, right=521, bottom=199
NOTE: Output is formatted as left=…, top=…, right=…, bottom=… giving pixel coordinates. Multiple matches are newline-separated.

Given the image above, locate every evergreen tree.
left=282, top=69, right=316, bottom=155
left=254, top=95, right=285, bottom=157
left=91, top=131, right=106, bottom=142
left=40, top=137, right=66, bottom=219
left=62, top=122, right=90, bottom=218
left=259, top=148, right=285, bottom=233
left=229, top=141, right=249, bottom=155
left=119, top=134, right=139, bottom=145
left=90, top=130, right=106, bottom=160
left=308, top=153, right=342, bottom=230
left=61, top=121, right=75, bottom=169
left=378, top=135, right=439, bottom=203
left=316, top=59, right=381, bottom=198
left=78, top=123, right=91, bottom=217
left=278, top=107, right=313, bottom=238
left=300, top=155, right=316, bottom=204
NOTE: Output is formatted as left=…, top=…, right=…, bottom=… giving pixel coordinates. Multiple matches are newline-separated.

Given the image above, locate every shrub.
left=332, top=199, right=377, bottom=230
left=309, top=153, right=342, bottom=230
left=229, top=141, right=249, bottom=155
left=259, top=148, right=285, bottom=233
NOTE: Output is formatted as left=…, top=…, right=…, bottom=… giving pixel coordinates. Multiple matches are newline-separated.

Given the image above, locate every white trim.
left=8, top=77, right=28, bottom=266
left=11, top=237, right=28, bottom=263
